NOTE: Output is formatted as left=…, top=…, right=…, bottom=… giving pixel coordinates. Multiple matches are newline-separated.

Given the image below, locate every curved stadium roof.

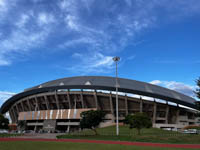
left=0, top=76, right=197, bottom=113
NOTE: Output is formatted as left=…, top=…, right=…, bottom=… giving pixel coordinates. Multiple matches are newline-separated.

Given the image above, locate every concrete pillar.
left=153, top=99, right=157, bottom=124
left=67, top=89, right=71, bottom=109
left=12, top=107, right=17, bottom=123
left=20, top=101, right=25, bottom=112
left=15, top=104, right=20, bottom=122
left=9, top=110, right=14, bottom=123
left=44, top=95, right=49, bottom=110
left=94, top=90, right=99, bottom=109
left=26, top=98, right=32, bottom=111
left=140, top=97, right=143, bottom=113
left=125, top=94, right=128, bottom=115
left=80, top=90, right=84, bottom=108
left=15, top=104, right=19, bottom=113
left=109, top=92, right=114, bottom=114
left=176, top=105, right=180, bottom=124
left=165, top=104, right=169, bottom=124
left=74, top=94, right=77, bottom=109
left=35, top=96, right=39, bottom=111
left=55, top=91, right=60, bottom=109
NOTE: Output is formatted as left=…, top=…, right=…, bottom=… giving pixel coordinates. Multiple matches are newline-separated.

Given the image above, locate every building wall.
left=8, top=90, right=198, bottom=131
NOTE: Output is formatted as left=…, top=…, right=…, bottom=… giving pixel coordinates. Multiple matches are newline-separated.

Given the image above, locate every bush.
left=183, top=125, right=200, bottom=130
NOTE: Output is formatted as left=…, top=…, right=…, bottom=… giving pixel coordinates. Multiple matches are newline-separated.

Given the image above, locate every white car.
left=0, top=129, right=8, bottom=133
left=182, top=129, right=197, bottom=134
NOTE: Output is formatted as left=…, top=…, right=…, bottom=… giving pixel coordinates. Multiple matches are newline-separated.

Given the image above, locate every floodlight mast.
left=113, top=56, right=120, bottom=136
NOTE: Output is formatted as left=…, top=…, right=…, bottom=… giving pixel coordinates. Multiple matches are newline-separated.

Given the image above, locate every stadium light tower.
left=113, top=56, right=120, bottom=136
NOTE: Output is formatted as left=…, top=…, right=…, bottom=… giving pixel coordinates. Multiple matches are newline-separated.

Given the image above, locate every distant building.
left=0, top=76, right=199, bottom=132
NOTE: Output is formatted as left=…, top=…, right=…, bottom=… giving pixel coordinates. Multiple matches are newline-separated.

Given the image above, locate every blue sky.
left=0, top=0, right=200, bottom=106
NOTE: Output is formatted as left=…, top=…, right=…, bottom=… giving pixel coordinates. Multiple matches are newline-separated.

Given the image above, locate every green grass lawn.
left=0, top=141, right=196, bottom=150
left=57, top=125, right=200, bottom=144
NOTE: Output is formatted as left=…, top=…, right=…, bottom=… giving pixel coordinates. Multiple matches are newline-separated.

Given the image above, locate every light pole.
left=113, top=56, right=120, bottom=136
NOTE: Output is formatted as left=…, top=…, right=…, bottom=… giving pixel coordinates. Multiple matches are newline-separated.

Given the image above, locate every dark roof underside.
left=0, top=76, right=197, bottom=113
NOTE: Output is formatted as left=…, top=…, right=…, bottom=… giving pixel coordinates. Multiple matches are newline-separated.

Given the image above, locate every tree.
left=124, top=112, right=152, bottom=135
left=195, top=77, right=200, bottom=99
left=195, top=78, right=200, bottom=110
left=0, top=114, right=9, bottom=129
left=80, top=110, right=105, bottom=135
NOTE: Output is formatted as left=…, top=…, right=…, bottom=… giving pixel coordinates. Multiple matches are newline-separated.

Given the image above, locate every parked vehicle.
left=22, top=130, right=34, bottom=134
left=182, top=129, right=198, bottom=134
left=0, top=129, right=8, bottom=133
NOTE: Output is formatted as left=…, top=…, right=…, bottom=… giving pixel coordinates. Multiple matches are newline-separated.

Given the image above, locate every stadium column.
left=94, top=90, right=99, bottom=109
left=11, top=107, right=18, bottom=123
left=44, top=95, right=49, bottom=110
left=153, top=99, right=157, bottom=124
left=176, top=105, right=180, bottom=124
left=124, top=94, right=128, bottom=115
left=20, top=101, right=25, bottom=112
left=15, top=104, right=19, bottom=114
left=55, top=91, right=60, bottom=109
left=9, top=110, right=14, bottom=123
left=80, top=89, right=84, bottom=108
left=109, top=92, right=114, bottom=122
left=35, top=96, right=39, bottom=110
left=140, top=97, right=143, bottom=113
left=67, top=89, right=72, bottom=109
left=165, top=102, right=169, bottom=124
left=27, top=98, right=32, bottom=111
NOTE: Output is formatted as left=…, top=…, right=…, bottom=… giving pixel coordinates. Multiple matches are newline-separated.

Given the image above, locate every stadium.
left=0, top=76, right=199, bottom=132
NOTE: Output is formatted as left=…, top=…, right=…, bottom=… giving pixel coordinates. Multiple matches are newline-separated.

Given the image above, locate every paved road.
left=1, top=137, right=200, bottom=149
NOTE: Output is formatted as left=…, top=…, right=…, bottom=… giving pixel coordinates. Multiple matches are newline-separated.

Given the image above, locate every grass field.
left=0, top=141, right=196, bottom=150
left=57, top=125, right=200, bottom=144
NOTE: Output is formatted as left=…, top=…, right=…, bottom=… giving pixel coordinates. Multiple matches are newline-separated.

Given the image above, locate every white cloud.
left=127, top=55, right=136, bottom=61
left=59, top=0, right=71, bottom=10
left=37, top=12, right=55, bottom=26
left=0, top=91, right=16, bottom=107
left=15, top=14, right=30, bottom=28
left=0, top=0, right=7, bottom=12
left=0, top=56, right=10, bottom=66
left=68, top=52, right=114, bottom=74
left=150, top=80, right=162, bottom=85
left=65, top=14, right=79, bottom=30
left=0, top=11, right=52, bottom=66
left=1, top=0, right=200, bottom=67
left=150, top=80, right=196, bottom=97
left=0, top=28, right=49, bottom=53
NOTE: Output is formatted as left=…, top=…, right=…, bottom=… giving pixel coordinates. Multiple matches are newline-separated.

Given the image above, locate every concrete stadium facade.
left=0, top=76, right=199, bottom=132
